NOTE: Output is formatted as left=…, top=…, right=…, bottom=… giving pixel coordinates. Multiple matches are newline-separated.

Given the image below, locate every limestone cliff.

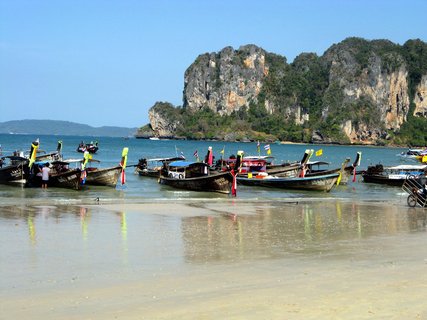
left=322, top=39, right=411, bottom=143
left=144, top=38, right=427, bottom=145
left=414, top=74, right=427, bottom=117
left=183, top=45, right=268, bottom=115
left=136, top=102, right=180, bottom=138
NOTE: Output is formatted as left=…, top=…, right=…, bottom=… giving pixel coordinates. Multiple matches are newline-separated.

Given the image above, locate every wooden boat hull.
left=159, top=171, right=233, bottom=194
left=36, top=151, right=62, bottom=162
left=51, top=169, right=82, bottom=190
left=237, top=173, right=339, bottom=192
left=267, top=163, right=300, bottom=176
left=27, top=169, right=83, bottom=190
left=0, top=162, right=28, bottom=183
left=361, top=173, right=424, bottom=186
left=362, top=164, right=427, bottom=186
left=137, top=168, right=160, bottom=178
left=86, top=166, right=121, bottom=187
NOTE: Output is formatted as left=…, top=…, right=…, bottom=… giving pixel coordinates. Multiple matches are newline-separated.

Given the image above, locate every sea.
left=0, top=133, right=416, bottom=205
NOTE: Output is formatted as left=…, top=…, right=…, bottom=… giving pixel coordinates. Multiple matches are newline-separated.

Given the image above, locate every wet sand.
left=1, top=199, right=427, bottom=319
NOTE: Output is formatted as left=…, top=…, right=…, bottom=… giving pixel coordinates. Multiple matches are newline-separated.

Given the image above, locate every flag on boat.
left=315, top=149, right=323, bottom=156
left=257, top=141, right=260, bottom=154
left=220, top=147, right=225, bottom=155
left=193, top=150, right=199, bottom=161
left=264, top=144, right=271, bottom=155
left=175, top=145, right=185, bottom=158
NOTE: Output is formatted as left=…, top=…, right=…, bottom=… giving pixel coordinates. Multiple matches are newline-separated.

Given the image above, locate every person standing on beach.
left=41, top=163, right=51, bottom=189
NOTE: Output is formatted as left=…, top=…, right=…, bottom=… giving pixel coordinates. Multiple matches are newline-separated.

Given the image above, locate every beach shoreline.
left=1, top=199, right=427, bottom=319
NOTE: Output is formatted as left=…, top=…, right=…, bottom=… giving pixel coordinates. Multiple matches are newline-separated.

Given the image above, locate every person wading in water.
left=41, top=163, right=51, bottom=189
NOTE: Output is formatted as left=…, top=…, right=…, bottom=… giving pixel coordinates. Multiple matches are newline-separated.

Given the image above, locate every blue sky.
left=1, top=0, right=426, bottom=128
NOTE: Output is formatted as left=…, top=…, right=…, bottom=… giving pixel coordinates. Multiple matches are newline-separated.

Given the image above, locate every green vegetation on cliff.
left=143, top=38, right=427, bottom=146
left=399, top=39, right=427, bottom=146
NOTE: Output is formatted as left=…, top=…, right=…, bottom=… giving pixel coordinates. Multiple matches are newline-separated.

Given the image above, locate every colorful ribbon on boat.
left=353, top=152, right=362, bottom=182
left=57, top=140, right=63, bottom=152
left=231, top=169, right=237, bottom=197
left=29, top=141, right=39, bottom=168
left=336, top=172, right=342, bottom=185
left=120, top=147, right=128, bottom=185
left=299, top=149, right=313, bottom=177
left=81, top=151, right=92, bottom=170
left=206, top=146, right=213, bottom=166
left=80, top=169, right=87, bottom=185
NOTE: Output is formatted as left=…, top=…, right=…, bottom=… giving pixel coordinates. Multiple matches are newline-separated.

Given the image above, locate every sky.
left=1, top=0, right=426, bottom=128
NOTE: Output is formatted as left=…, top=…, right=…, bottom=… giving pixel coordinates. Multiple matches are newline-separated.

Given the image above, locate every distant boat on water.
left=77, top=141, right=99, bottom=154
left=397, top=148, right=426, bottom=161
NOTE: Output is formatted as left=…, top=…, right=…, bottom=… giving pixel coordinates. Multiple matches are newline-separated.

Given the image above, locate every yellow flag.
left=29, top=143, right=39, bottom=168
left=336, top=172, right=342, bottom=185
left=422, top=155, right=427, bottom=163
left=121, top=147, right=129, bottom=169
left=267, top=148, right=271, bottom=155
left=81, top=151, right=92, bottom=170
left=220, top=147, right=225, bottom=155
left=315, top=149, right=323, bottom=156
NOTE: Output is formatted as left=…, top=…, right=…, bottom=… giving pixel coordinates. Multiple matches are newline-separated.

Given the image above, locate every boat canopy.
left=307, top=161, right=330, bottom=167
left=61, top=159, right=84, bottom=164
left=147, top=156, right=185, bottom=162
left=244, top=155, right=275, bottom=161
left=388, top=164, right=427, bottom=170
left=1, top=156, right=28, bottom=161
left=168, top=161, right=207, bottom=168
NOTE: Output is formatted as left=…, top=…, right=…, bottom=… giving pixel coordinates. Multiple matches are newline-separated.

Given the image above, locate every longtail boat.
left=35, top=140, right=63, bottom=162
left=77, top=141, right=99, bottom=154
left=81, top=147, right=128, bottom=187
left=362, top=164, right=427, bottom=186
left=159, top=161, right=233, bottom=194
left=135, top=156, right=185, bottom=178
left=237, top=172, right=340, bottom=192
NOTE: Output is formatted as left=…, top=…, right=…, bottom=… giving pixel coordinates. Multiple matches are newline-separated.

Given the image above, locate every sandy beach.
left=1, top=199, right=427, bottom=319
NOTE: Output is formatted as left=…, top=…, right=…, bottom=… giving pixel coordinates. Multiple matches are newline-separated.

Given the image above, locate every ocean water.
left=0, top=133, right=415, bottom=205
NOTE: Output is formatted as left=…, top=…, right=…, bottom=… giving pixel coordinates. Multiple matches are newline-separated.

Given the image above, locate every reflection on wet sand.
left=119, top=211, right=128, bottom=265
left=79, top=206, right=89, bottom=240
left=1, top=201, right=426, bottom=264
left=181, top=201, right=427, bottom=263
left=1, top=200, right=427, bottom=319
